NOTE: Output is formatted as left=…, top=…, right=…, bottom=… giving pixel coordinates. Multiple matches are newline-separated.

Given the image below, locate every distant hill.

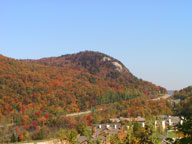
left=0, top=51, right=167, bottom=117
left=173, top=86, right=192, bottom=116
left=168, top=90, right=175, bottom=95
left=173, top=86, right=192, bottom=100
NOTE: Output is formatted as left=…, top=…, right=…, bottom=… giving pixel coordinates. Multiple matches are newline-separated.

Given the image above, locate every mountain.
left=0, top=51, right=167, bottom=117
left=0, top=51, right=172, bottom=142
left=24, top=51, right=167, bottom=96
left=26, top=51, right=131, bottom=78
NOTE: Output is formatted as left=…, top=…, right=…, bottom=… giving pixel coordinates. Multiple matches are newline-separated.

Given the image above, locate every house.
left=157, top=115, right=182, bottom=130
left=119, top=117, right=133, bottom=122
left=93, top=123, right=121, bottom=137
left=78, top=124, right=121, bottom=143
left=135, top=116, right=146, bottom=122
left=109, top=118, right=120, bottom=123
left=94, top=123, right=121, bottom=130
left=167, top=116, right=180, bottom=126
left=119, top=116, right=145, bottom=122
left=78, top=136, right=88, bottom=144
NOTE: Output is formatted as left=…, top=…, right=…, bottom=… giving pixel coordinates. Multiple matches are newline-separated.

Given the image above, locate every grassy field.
left=167, top=130, right=178, bottom=138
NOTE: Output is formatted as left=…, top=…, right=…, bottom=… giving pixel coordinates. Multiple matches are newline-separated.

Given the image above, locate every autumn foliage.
left=0, top=52, right=169, bottom=142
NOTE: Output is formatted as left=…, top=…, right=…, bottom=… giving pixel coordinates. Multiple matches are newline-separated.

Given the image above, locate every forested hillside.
left=24, top=51, right=167, bottom=97
left=0, top=51, right=171, bottom=142
left=173, top=86, right=192, bottom=116
left=174, top=86, right=192, bottom=100
left=0, top=51, right=167, bottom=116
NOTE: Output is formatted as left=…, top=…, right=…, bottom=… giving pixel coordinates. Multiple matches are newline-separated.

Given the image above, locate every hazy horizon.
left=1, top=0, right=192, bottom=90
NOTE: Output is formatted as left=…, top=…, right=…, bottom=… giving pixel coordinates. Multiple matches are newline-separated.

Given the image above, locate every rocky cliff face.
left=28, top=51, right=131, bottom=79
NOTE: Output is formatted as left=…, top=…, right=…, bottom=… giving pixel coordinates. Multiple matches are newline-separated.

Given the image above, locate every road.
left=66, top=94, right=172, bottom=117
left=151, top=94, right=172, bottom=101
left=66, top=110, right=92, bottom=117
left=65, top=108, right=103, bottom=117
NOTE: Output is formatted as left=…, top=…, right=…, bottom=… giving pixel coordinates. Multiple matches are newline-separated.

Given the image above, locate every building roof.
left=119, top=116, right=145, bottom=122
left=135, top=116, right=146, bottom=122
left=109, top=118, right=120, bottom=123
left=94, top=123, right=121, bottom=129
left=78, top=136, right=88, bottom=143
left=169, top=116, right=180, bottom=124
left=93, top=123, right=121, bottom=137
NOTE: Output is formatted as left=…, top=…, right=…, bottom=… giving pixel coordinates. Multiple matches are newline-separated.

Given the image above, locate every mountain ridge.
left=0, top=51, right=167, bottom=116
left=22, top=51, right=167, bottom=95
left=23, top=51, right=131, bottom=78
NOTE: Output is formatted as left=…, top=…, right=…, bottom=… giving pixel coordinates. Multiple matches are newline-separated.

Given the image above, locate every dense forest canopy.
left=0, top=51, right=170, bottom=142
left=0, top=51, right=167, bottom=116
left=173, top=86, right=192, bottom=116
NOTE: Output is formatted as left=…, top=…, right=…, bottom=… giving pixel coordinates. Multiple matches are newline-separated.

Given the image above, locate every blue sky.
left=0, top=0, right=192, bottom=90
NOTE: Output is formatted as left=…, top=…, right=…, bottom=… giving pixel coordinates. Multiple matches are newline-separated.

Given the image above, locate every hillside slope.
left=174, top=86, right=192, bottom=100
left=0, top=51, right=167, bottom=117
left=25, top=51, right=167, bottom=96
left=173, top=86, right=192, bottom=116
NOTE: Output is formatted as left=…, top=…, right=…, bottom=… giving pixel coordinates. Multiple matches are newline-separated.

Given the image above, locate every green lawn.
left=167, top=130, right=178, bottom=138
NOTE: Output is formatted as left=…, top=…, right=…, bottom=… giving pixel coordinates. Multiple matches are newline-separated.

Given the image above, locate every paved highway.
left=151, top=94, right=172, bottom=101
